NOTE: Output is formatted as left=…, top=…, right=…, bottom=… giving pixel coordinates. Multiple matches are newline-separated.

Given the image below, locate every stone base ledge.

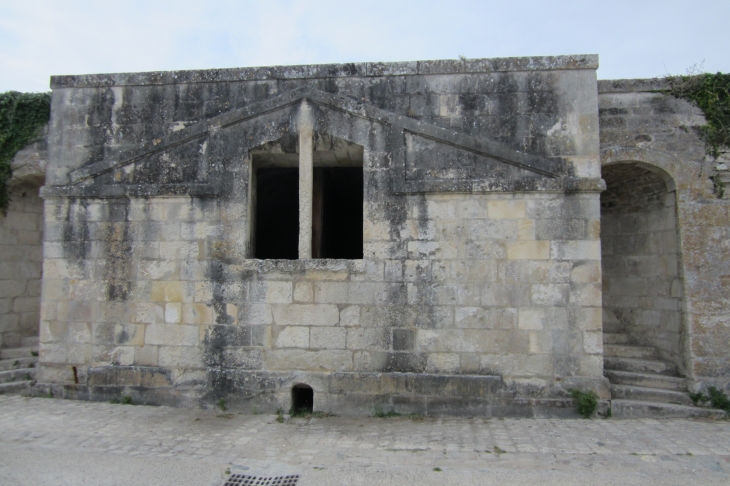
left=32, top=367, right=611, bottom=419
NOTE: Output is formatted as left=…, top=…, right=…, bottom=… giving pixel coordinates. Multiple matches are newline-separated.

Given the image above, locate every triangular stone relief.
left=42, top=86, right=580, bottom=198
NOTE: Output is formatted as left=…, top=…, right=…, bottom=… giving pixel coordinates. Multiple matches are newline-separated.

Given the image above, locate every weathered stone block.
left=570, top=307, right=602, bottom=331
left=182, top=303, right=215, bottom=325
left=250, top=281, right=293, bottom=304
left=569, top=283, right=602, bottom=307
left=239, top=304, right=273, bottom=325
left=531, top=284, right=570, bottom=306
left=384, top=260, right=403, bottom=282
left=407, top=241, right=458, bottom=260
left=583, top=331, right=603, bottom=354
left=264, top=349, right=353, bottom=371
left=503, top=260, right=571, bottom=283
left=488, top=200, right=526, bottom=219
left=519, top=308, right=548, bottom=330
left=87, top=366, right=172, bottom=387
left=310, top=327, right=347, bottom=349
left=275, top=326, right=310, bottom=348
left=272, top=304, right=339, bottom=326
left=134, top=346, right=159, bottom=366
left=454, top=307, right=517, bottom=329
left=427, top=353, right=460, bottom=372
left=551, top=240, right=600, bottom=261
left=347, top=328, right=391, bottom=350
left=570, top=261, right=601, bottom=283
left=392, top=328, right=415, bottom=350
left=145, top=324, right=199, bottom=346
left=293, top=282, right=313, bottom=303
left=507, top=241, right=550, bottom=260
left=164, top=303, right=181, bottom=323
left=339, top=305, right=360, bottom=327
left=158, top=345, right=204, bottom=368
left=134, top=303, right=164, bottom=324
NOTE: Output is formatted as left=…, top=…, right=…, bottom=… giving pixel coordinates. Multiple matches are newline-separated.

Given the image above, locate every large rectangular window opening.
left=251, top=133, right=363, bottom=260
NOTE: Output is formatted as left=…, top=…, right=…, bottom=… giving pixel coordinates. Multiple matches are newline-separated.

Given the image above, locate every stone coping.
left=50, top=54, right=599, bottom=89
left=598, top=78, right=670, bottom=93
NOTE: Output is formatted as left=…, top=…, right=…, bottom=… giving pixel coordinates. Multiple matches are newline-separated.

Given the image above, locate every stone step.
left=605, top=369, right=687, bottom=391
left=610, top=384, right=693, bottom=406
left=603, top=344, right=657, bottom=360
left=0, top=347, right=39, bottom=360
left=603, top=356, right=677, bottom=375
left=0, top=380, right=33, bottom=395
left=610, top=399, right=727, bottom=419
left=603, top=333, right=631, bottom=345
left=21, top=336, right=39, bottom=348
left=0, top=368, right=36, bottom=384
left=0, top=357, right=37, bottom=371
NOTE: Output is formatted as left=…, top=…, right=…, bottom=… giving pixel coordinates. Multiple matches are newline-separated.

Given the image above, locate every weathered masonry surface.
left=20, top=55, right=729, bottom=416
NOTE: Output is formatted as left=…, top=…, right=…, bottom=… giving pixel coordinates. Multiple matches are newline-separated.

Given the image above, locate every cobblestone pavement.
left=1, top=395, right=729, bottom=485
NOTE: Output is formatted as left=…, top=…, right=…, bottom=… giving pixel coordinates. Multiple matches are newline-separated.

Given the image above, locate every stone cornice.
left=50, top=55, right=599, bottom=89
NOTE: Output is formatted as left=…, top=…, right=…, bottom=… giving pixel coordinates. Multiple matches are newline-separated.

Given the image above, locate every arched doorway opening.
left=601, top=162, right=685, bottom=375
left=0, top=177, right=44, bottom=350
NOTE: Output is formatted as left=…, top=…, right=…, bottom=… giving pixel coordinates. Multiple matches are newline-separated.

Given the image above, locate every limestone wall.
left=39, top=55, right=607, bottom=414
left=40, top=190, right=603, bottom=411
left=599, top=79, right=730, bottom=391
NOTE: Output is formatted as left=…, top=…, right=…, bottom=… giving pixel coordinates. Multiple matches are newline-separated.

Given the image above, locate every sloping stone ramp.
left=603, top=332, right=726, bottom=419
left=0, top=337, right=38, bottom=395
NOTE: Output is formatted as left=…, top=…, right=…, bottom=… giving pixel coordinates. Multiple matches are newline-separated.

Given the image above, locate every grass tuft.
left=569, top=389, right=598, bottom=419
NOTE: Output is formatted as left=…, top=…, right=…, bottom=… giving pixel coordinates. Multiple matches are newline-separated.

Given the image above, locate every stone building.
left=2, top=54, right=728, bottom=417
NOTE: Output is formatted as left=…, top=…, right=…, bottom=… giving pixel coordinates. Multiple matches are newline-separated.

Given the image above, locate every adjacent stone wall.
left=601, top=163, right=683, bottom=372
left=599, top=79, right=730, bottom=392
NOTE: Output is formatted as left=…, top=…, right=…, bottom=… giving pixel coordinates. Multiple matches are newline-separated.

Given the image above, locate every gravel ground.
left=0, top=395, right=728, bottom=485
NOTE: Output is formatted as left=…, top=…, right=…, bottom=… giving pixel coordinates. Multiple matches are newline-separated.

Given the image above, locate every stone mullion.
left=298, top=101, right=314, bottom=259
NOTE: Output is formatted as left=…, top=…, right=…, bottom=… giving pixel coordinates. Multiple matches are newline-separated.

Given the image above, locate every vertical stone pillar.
left=298, top=101, right=314, bottom=259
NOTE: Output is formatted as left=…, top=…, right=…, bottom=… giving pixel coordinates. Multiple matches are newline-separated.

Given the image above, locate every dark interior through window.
left=252, top=134, right=364, bottom=260
left=255, top=167, right=299, bottom=259
left=312, top=167, right=363, bottom=259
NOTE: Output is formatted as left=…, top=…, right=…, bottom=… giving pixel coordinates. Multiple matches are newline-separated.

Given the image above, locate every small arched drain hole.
left=291, top=384, right=313, bottom=414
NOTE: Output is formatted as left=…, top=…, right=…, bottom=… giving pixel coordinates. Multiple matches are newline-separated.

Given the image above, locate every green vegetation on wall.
left=569, top=389, right=598, bottom=419
left=0, top=91, right=51, bottom=214
left=665, top=72, right=730, bottom=159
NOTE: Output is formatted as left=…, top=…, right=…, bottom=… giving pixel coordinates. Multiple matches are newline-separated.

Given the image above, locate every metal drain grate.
left=223, top=474, right=299, bottom=486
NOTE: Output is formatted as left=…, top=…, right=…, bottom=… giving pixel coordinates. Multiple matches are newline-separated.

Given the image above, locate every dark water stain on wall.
left=62, top=198, right=91, bottom=262
left=104, top=197, right=133, bottom=301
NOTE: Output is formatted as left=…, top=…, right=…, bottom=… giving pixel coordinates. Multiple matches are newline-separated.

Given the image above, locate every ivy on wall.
left=0, top=91, right=51, bottom=214
left=665, top=72, right=730, bottom=159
